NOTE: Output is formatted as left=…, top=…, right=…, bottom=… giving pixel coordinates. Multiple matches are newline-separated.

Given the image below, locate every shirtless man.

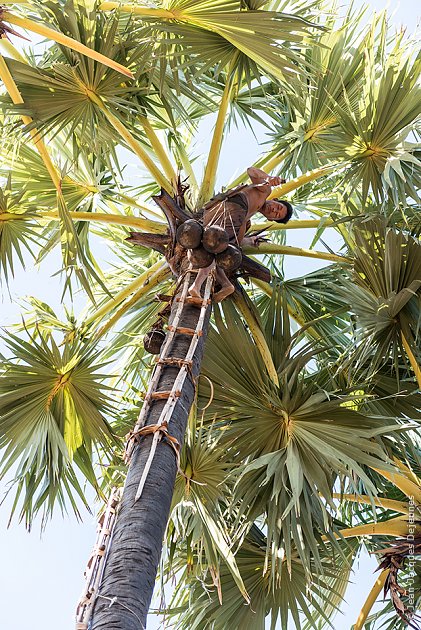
left=188, top=167, right=293, bottom=301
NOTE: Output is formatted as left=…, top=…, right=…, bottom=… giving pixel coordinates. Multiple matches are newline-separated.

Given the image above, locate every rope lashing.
left=124, top=271, right=193, bottom=464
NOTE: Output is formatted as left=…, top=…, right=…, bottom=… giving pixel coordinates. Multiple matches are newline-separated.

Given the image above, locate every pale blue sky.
left=0, top=1, right=418, bottom=629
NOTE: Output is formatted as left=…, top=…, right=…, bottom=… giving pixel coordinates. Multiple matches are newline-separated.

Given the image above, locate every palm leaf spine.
left=354, top=569, right=389, bottom=630
left=95, top=265, right=171, bottom=338
left=2, top=11, right=134, bottom=78
left=371, top=467, right=421, bottom=504
left=331, top=494, right=410, bottom=514
left=242, top=242, right=352, bottom=264
left=86, top=92, right=173, bottom=192
left=171, top=138, right=199, bottom=196
left=197, top=59, right=238, bottom=207
left=83, top=260, right=169, bottom=328
left=251, top=218, right=336, bottom=232
left=24, top=211, right=166, bottom=233
left=392, top=456, right=421, bottom=487
left=0, top=54, right=61, bottom=190
left=401, top=331, right=421, bottom=389
left=232, top=290, right=280, bottom=387
left=333, top=515, right=411, bottom=540
left=0, top=38, right=26, bottom=62
left=139, top=116, right=178, bottom=186
left=268, top=165, right=338, bottom=199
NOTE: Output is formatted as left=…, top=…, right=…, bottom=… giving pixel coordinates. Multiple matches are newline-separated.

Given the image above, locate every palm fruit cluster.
left=176, top=219, right=242, bottom=273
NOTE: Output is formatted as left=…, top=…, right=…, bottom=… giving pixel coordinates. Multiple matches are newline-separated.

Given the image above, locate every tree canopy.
left=0, top=1, right=420, bottom=629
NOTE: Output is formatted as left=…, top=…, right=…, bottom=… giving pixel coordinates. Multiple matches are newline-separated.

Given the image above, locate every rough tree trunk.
left=91, top=276, right=212, bottom=630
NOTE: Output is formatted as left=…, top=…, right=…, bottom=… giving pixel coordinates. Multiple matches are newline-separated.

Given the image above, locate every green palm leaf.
left=103, top=0, right=320, bottom=84
left=0, top=328, right=115, bottom=525
left=200, top=295, right=401, bottom=580
left=333, top=19, right=420, bottom=204
left=166, top=525, right=352, bottom=630
left=0, top=175, right=42, bottom=283
left=340, top=219, right=421, bottom=379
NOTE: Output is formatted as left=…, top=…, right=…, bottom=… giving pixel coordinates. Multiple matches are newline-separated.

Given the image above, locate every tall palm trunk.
left=91, top=272, right=212, bottom=630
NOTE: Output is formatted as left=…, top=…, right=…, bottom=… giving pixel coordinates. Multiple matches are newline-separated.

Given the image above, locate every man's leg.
left=213, top=266, right=235, bottom=303
left=188, top=261, right=215, bottom=298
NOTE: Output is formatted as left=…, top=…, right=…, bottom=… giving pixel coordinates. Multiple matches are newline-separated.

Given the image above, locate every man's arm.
left=247, top=167, right=284, bottom=186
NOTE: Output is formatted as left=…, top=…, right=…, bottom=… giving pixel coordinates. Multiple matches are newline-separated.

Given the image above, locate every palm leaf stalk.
left=0, top=9, right=134, bottom=78
left=0, top=37, right=26, bottom=62
left=94, top=265, right=171, bottom=339
left=268, top=165, right=339, bottom=199
left=331, top=516, right=412, bottom=540
left=251, top=218, right=336, bottom=232
left=0, top=209, right=166, bottom=233
left=86, top=92, right=174, bottom=193
left=197, top=57, right=239, bottom=206
left=332, top=494, right=409, bottom=515
left=401, top=331, right=421, bottom=389
left=139, top=116, right=178, bottom=188
left=354, top=569, right=390, bottom=630
left=82, top=260, right=170, bottom=330
left=232, top=289, right=279, bottom=387
left=243, top=242, right=352, bottom=264
left=0, top=54, right=60, bottom=189
left=372, top=466, right=421, bottom=504
left=393, top=457, right=421, bottom=487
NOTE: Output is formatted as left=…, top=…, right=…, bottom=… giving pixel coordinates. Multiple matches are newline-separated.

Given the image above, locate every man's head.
left=261, top=199, right=293, bottom=224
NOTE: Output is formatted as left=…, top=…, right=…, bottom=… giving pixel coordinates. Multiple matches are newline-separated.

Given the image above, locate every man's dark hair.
left=272, top=199, right=293, bottom=224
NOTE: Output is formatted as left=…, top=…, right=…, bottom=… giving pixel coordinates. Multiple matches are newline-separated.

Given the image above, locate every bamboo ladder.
left=75, top=270, right=214, bottom=629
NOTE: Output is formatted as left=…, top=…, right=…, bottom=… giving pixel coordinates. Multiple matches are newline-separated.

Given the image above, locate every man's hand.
left=242, top=234, right=268, bottom=247
left=268, top=176, right=285, bottom=187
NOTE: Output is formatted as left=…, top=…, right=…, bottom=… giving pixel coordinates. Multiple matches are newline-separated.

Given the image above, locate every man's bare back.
left=188, top=167, right=291, bottom=302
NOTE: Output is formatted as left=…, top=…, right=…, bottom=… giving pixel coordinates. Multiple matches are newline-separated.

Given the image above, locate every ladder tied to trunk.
left=75, top=270, right=214, bottom=629
left=75, top=487, right=121, bottom=630
left=127, top=271, right=214, bottom=503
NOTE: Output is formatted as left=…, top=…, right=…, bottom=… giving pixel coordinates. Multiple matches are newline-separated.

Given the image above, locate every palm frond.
left=165, top=524, right=353, bottom=630
left=0, top=328, right=115, bottom=526
left=339, top=219, right=421, bottom=380
left=0, top=175, right=42, bottom=284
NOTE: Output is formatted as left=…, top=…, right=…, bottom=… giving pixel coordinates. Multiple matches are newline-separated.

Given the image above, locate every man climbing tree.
left=187, top=167, right=293, bottom=301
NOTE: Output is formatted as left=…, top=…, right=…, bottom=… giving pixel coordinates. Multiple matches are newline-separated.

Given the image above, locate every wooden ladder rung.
left=167, top=325, right=202, bottom=336
left=158, top=357, right=193, bottom=368
left=149, top=390, right=182, bottom=400
left=176, top=296, right=211, bottom=307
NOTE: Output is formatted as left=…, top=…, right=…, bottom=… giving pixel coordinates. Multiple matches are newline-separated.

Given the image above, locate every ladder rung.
left=149, top=390, right=182, bottom=400
left=158, top=357, right=193, bottom=368
left=176, top=296, right=211, bottom=307
left=167, top=325, right=202, bottom=336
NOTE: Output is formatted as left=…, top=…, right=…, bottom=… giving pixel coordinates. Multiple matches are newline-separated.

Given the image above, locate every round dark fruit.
left=202, top=225, right=229, bottom=254
left=143, top=329, right=165, bottom=355
left=176, top=220, right=203, bottom=250
left=215, top=244, right=242, bottom=273
left=188, top=246, right=215, bottom=269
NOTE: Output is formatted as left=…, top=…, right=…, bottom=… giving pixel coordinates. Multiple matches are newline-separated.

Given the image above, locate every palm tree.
left=0, top=1, right=419, bottom=629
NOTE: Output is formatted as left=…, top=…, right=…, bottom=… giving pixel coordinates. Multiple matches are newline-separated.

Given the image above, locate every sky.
left=0, top=1, right=418, bottom=629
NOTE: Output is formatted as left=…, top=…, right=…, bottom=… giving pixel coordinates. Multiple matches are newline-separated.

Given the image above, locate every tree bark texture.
left=91, top=278, right=212, bottom=630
